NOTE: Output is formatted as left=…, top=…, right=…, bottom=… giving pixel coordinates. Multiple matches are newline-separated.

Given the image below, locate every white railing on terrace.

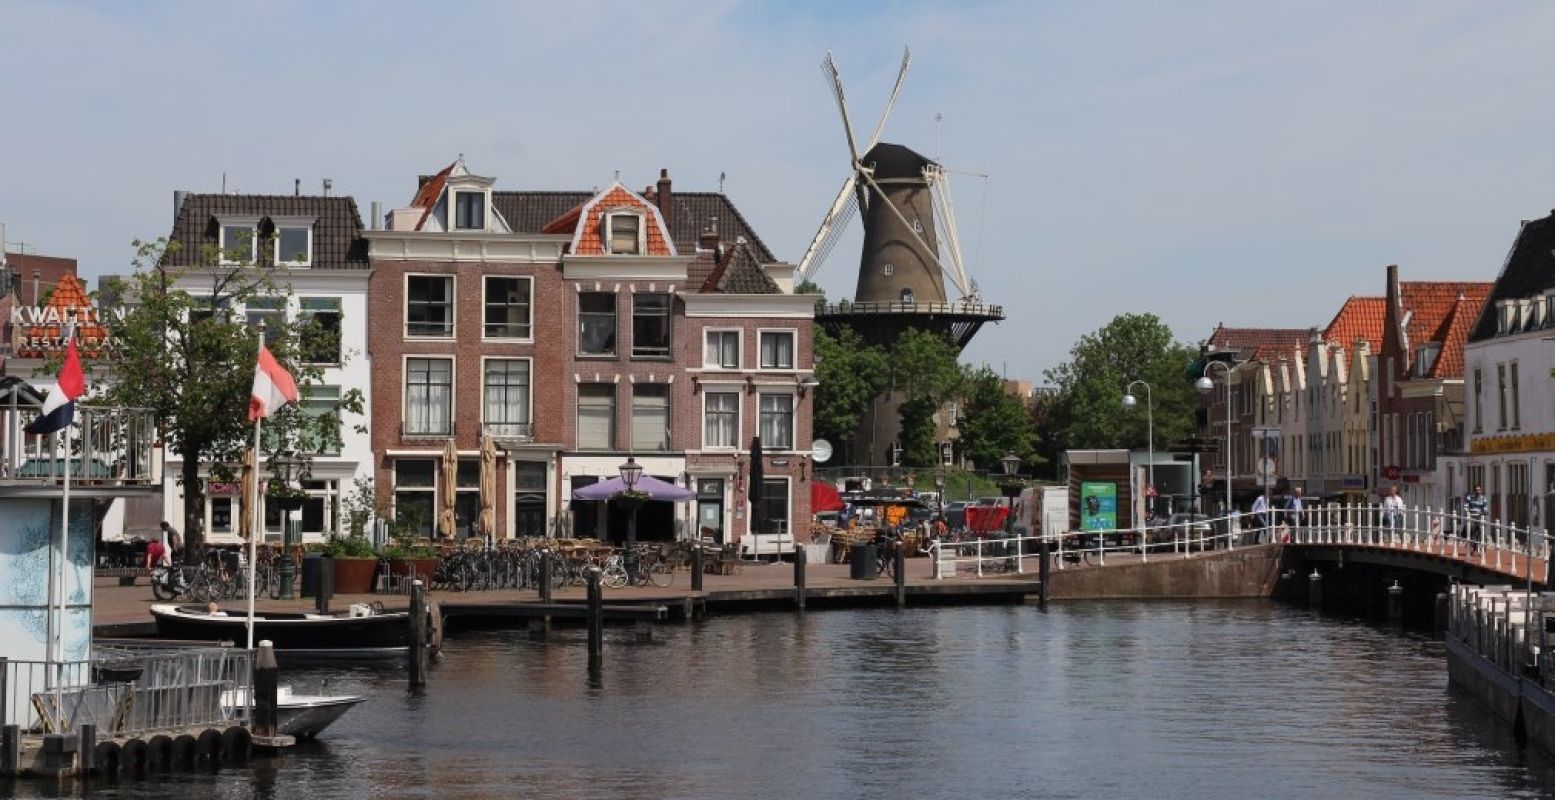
left=0, top=404, right=158, bottom=487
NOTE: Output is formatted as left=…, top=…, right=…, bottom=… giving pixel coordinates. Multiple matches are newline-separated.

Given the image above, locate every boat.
left=150, top=603, right=422, bottom=661
left=224, top=685, right=365, bottom=739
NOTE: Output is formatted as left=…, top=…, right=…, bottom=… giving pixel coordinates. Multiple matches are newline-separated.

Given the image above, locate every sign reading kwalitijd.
left=10, top=274, right=118, bottom=358
left=1080, top=481, right=1117, bottom=532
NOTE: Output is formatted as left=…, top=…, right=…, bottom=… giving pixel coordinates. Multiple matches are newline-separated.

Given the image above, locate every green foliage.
left=1040, top=312, right=1198, bottom=456
left=957, top=367, right=1039, bottom=470
left=340, top=477, right=376, bottom=538
left=315, top=533, right=377, bottom=559
left=99, top=236, right=365, bottom=554
left=812, top=327, right=889, bottom=462
left=889, top=329, right=963, bottom=468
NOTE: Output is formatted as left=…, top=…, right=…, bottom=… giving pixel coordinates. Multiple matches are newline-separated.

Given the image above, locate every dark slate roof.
left=1470, top=212, right=1555, bottom=342
left=701, top=240, right=781, bottom=294
left=164, top=194, right=369, bottom=269
left=493, top=190, right=777, bottom=262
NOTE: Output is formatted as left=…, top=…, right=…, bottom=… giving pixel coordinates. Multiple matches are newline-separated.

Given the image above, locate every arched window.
left=899, top=288, right=915, bottom=305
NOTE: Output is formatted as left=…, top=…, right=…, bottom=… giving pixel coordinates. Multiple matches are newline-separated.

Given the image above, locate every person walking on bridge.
left=1282, top=487, right=1306, bottom=542
left=1382, top=486, right=1406, bottom=542
left=1464, top=484, right=1488, bottom=555
left=1250, top=494, right=1270, bottom=545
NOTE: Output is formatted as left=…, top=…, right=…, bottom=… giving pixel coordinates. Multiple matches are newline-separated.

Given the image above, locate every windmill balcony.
left=0, top=404, right=159, bottom=490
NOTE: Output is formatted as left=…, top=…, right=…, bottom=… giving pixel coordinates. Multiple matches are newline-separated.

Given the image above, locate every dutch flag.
left=25, top=329, right=86, bottom=436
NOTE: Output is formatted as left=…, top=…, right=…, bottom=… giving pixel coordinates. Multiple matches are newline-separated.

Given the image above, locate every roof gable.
left=16, top=274, right=112, bottom=359
left=560, top=183, right=676, bottom=256
left=700, top=239, right=780, bottom=294
left=1323, top=296, right=1384, bottom=353
left=1471, top=213, right=1555, bottom=342
left=494, top=189, right=776, bottom=261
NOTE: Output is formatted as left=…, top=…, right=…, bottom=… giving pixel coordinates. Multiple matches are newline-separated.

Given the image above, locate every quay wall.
left=1044, top=545, right=1283, bottom=600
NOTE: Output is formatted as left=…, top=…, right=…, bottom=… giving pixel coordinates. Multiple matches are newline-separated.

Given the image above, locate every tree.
left=100, top=236, right=363, bottom=554
left=1041, top=313, right=1197, bottom=457
left=812, top=326, right=888, bottom=463
left=889, top=328, right=963, bottom=467
left=957, top=366, right=1038, bottom=470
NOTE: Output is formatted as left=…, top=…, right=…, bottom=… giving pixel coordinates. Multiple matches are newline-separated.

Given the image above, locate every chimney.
left=699, top=214, right=720, bottom=256
left=322, top=178, right=333, bottom=197
left=656, top=168, right=672, bottom=213
left=173, top=190, right=189, bottom=218
left=294, top=179, right=301, bottom=197
left=370, top=201, right=382, bottom=231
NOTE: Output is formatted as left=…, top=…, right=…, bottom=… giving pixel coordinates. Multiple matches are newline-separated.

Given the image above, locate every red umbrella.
left=811, top=481, right=844, bottom=514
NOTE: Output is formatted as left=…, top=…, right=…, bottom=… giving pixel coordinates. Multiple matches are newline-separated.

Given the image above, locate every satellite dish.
left=811, top=439, right=833, bottom=464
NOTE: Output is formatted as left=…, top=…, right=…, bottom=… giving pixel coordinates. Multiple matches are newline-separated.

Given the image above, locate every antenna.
left=934, top=112, right=943, bottom=162
left=719, top=172, right=726, bottom=193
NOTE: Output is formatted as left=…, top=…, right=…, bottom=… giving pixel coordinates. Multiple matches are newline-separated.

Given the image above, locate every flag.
left=249, top=343, right=299, bottom=421
left=25, top=330, right=86, bottom=435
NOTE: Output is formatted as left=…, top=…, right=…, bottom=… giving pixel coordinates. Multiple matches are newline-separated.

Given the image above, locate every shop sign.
left=1470, top=433, right=1555, bottom=455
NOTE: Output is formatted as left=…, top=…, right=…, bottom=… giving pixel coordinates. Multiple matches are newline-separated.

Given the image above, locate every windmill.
left=801, top=49, right=1005, bottom=469
left=800, top=48, right=1002, bottom=351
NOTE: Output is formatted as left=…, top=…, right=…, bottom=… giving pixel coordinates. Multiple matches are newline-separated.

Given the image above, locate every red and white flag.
left=249, top=343, right=299, bottom=421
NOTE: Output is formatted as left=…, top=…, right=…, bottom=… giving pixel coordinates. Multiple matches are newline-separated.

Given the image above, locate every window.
left=406, top=275, right=454, bottom=337
left=300, top=297, right=341, bottom=364
left=578, top=292, right=616, bottom=355
left=882, top=263, right=894, bottom=277
left=1473, top=367, right=1483, bottom=433
left=220, top=222, right=257, bottom=264
left=454, top=192, right=485, bottom=230
left=577, top=384, right=615, bottom=450
left=394, top=459, right=436, bottom=538
left=513, top=461, right=549, bottom=537
left=1498, top=363, right=1508, bottom=431
left=606, top=213, right=641, bottom=255
left=275, top=226, right=311, bottom=265
left=483, top=277, right=532, bottom=339
left=704, top=392, right=738, bottom=448
left=759, top=393, right=794, bottom=450
left=913, top=218, right=924, bottom=234
left=245, top=297, right=285, bottom=345
left=632, top=293, right=672, bottom=357
left=758, top=477, right=790, bottom=536
left=483, top=359, right=531, bottom=438
left=299, top=386, right=341, bottom=456
left=759, top=331, right=795, bottom=369
left=631, top=385, right=670, bottom=451
left=1511, top=362, right=1521, bottom=430
left=454, top=459, right=481, bottom=538
left=210, top=497, right=233, bottom=534
left=704, top=331, right=739, bottom=369
left=405, top=358, right=452, bottom=436
left=900, top=288, right=915, bottom=304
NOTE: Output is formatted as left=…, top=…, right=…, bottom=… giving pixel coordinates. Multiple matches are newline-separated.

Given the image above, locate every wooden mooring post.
left=316, top=555, right=334, bottom=615
left=691, top=546, right=704, bottom=592
left=1, top=724, right=18, bottom=776
left=408, top=580, right=428, bottom=688
left=793, top=544, right=807, bottom=612
left=77, top=724, right=96, bottom=775
left=586, top=568, right=604, bottom=671
left=894, top=546, right=907, bottom=609
left=1038, top=536, right=1051, bottom=607
left=254, top=641, right=279, bottom=738
left=532, top=551, right=554, bottom=639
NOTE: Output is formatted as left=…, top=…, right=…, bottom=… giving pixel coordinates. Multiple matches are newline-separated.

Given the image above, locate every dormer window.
left=274, top=222, right=313, bottom=266
left=454, top=191, right=485, bottom=231
left=605, top=212, right=642, bottom=255
left=1414, top=344, right=1440, bottom=378
left=1497, top=301, right=1515, bottom=335
left=218, top=217, right=259, bottom=265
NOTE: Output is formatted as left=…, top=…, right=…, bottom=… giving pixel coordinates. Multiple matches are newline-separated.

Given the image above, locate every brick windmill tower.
left=798, top=49, right=1004, bottom=467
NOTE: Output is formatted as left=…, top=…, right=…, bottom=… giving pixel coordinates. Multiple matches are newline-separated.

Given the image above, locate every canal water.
left=16, top=600, right=1555, bottom=799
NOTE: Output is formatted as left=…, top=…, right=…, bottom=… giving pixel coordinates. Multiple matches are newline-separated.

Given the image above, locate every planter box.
left=332, top=557, right=379, bottom=595
left=389, top=558, right=439, bottom=584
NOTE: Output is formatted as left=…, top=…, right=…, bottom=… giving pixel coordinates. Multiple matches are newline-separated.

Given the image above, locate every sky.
left=5, top=1, right=1555, bottom=383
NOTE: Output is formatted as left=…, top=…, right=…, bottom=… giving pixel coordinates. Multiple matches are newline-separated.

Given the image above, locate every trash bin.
left=300, top=553, right=322, bottom=598
left=849, top=543, right=876, bottom=580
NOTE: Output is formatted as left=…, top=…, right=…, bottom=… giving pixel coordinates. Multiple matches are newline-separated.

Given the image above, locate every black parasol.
left=748, top=436, right=767, bottom=536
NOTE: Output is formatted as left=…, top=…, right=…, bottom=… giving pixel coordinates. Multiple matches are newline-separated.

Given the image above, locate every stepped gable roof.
left=165, top=194, right=368, bottom=268
left=1471, top=212, right=1555, bottom=342
left=15, top=274, right=112, bottom=359
left=1205, top=325, right=1309, bottom=361
left=700, top=239, right=780, bottom=294
left=496, top=190, right=776, bottom=261
left=1323, top=296, right=1385, bottom=353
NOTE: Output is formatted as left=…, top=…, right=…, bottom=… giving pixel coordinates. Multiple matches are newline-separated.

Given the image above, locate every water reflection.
left=10, top=602, right=1555, bottom=799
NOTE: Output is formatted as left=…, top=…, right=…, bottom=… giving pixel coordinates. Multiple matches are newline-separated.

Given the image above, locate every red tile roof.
left=1426, top=291, right=1491, bottom=379
left=410, top=162, right=455, bottom=232
left=552, top=184, right=675, bottom=256
left=1322, top=296, right=1385, bottom=353
left=1206, top=325, right=1310, bottom=360
left=17, top=274, right=111, bottom=359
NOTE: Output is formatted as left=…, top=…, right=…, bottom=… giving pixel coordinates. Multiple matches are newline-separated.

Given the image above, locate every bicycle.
left=601, top=547, right=674, bottom=589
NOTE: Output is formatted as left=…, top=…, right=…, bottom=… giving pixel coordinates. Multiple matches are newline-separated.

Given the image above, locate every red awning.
left=965, top=505, right=1010, bottom=533
left=811, top=481, right=845, bottom=513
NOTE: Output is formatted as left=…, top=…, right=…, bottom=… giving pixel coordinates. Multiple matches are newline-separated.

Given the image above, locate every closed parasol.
left=479, top=437, right=497, bottom=538
left=440, top=438, right=458, bottom=538
left=748, top=437, right=767, bottom=556
left=239, top=448, right=256, bottom=542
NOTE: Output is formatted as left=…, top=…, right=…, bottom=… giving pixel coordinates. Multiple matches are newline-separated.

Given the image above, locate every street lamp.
left=618, top=456, right=645, bottom=548
left=1123, top=380, right=1155, bottom=523
left=1196, top=361, right=1234, bottom=529
left=999, top=451, right=1022, bottom=529
left=268, top=449, right=305, bottom=600
left=934, top=472, right=946, bottom=518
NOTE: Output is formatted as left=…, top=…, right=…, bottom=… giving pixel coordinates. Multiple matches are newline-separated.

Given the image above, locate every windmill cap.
left=863, top=142, right=934, bottom=179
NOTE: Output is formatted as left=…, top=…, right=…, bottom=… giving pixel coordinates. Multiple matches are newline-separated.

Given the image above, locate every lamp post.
left=1123, top=380, right=1155, bottom=524
left=618, top=456, right=645, bottom=549
left=935, top=472, right=946, bottom=519
left=1196, top=361, right=1235, bottom=533
left=268, top=450, right=305, bottom=600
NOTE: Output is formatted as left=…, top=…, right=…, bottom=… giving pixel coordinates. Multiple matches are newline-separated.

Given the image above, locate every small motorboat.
left=225, top=685, right=365, bottom=739
left=149, top=603, right=433, bottom=661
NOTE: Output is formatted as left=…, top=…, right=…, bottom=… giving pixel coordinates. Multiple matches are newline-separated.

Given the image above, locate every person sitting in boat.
left=205, top=602, right=227, bottom=616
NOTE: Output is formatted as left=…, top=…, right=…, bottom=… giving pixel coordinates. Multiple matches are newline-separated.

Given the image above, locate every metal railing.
left=819, top=300, right=1005, bottom=318
left=0, top=644, right=252, bottom=736
left=0, top=404, right=157, bottom=486
left=481, top=421, right=534, bottom=442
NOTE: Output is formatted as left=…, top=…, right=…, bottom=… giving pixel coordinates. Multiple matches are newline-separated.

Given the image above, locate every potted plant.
left=316, top=532, right=379, bottom=594
left=383, top=529, right=439, bottom=584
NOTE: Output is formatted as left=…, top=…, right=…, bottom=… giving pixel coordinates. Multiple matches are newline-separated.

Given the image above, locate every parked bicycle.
left=601, top=547, right=674, bottom=589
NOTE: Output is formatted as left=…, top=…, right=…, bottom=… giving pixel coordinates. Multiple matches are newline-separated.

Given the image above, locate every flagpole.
left=247, top=416, right=260, bottom=652
left=48, top=323, right=77, bottom=671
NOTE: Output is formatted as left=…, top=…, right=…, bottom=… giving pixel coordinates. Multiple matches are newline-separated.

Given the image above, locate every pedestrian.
left=158, top=520, right=180, bottom=567
left=1382, top=486, right=1405, bottom=538
left=1250, top=494, right=1270, bottom=545
left=1283, top=487, right=1306, bottom=539
left=1464, top=484, right=1488, bottom=554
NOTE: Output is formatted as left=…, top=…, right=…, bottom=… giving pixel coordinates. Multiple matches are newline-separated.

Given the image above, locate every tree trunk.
left=180, top=444, right=205, bottom=558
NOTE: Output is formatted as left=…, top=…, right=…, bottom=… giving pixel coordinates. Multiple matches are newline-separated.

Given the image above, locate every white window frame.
left=271, top=216, right=315, bottom=267
left=758, top=391, right=796, bottom=451
left=299, top=296, right=343, bottom=365
left=401, top=354, right=456, bottom=437
left=452, top=190, right=488, bottom=231
left=575, top=383, right=617, bottom=451
left=392, top=458, right=440, bottom=538
left=603, top=210, right=646, bottom=255
left=700, top=388, right=742, bottom=451
left=630, top=383, right=672, bottom=452
left=404, top=272, right=456, bottom=340
left=480, top=356, right=534, bottom=436
left=576, top=290, right=617, bottom=357
left=217, top=215, right=260, bottom=266
left=481, top=275, right=534, bottom=342
left=703, top=329, right=742, bottom=369
left=757, top=328, right=798, bottom=371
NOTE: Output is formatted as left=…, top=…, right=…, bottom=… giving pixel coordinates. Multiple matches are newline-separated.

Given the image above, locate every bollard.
left=408, top=580, right=427, bottom=689
left=1435, top=591, right=1449, bottom=633
left=1038, top=535, right=1051, bottom=608
left=254, top=640, right=279, bottom=739
left=78, top=723, right=96, bottom=775
left=894, top=545, right=907, bottom=609
left=1307, top=570, right=1323, bottom=610
left=586, top=568, right=604, bottom=671
left=794, top=545, right=807, bottom=612
left=1387, top=580, right=1404, bottom=623
left=1, top=724, right=17, bottom=776
left=691, top=546, right=704, bottom=592
left=317, top=555, right=334, bottom=615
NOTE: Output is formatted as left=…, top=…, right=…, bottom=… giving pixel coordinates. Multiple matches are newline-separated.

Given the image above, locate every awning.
left=811, top=481, right=844, bottom=513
